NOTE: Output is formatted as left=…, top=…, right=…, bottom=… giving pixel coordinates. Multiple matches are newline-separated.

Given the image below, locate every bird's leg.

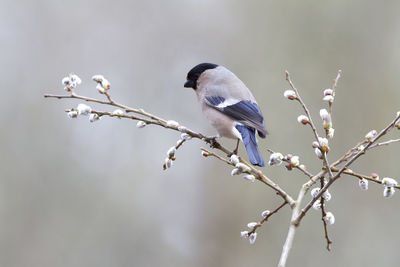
left=207, top=135, right=221, bottom=149
left=228, top=139, right=240, bottom=157
left=233, top=139, right=240, bottom=154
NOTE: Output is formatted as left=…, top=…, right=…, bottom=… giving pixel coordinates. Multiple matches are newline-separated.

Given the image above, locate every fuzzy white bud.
left=284, top=90, right=297, bottom=100
left=319, top=109, right=330, bottom=120
left=381, top=177, right=398, bottom=188
left=318, top=137, right=329, bottom=152
left=323, top=89, right=333, bottom=96
left=165, top=158, right=173, bottom=169
left=324, top=212, right=335, bottom=225
left=67, top=110, right=78, bottom=118
left=311, top=187, right=320, bottom=198
left=247, top=222, right=258, bottom=229
left=365, top=130, right=377, bottom=141
left=112, top=109, right=124, bottom=116
left=323, top=95, right=334, bottom=102
left=322, top=190, right=331, bottom=201
left=230, top=155, right=240, bottom=165
left=201, top=151, right=209, bottom=157
left=167, top=147, right=176, bottom=157
left=136, top=121, right=146, bottom=128
left=92, top=75, right=104, bottom=83
left=89, top=113, right=100, bottom=123
left=166, top=120, right=179, bottom=127
left=249, top=232, right=257, bottom=244
left=312, top=199, right=321, bottom=210
left=320, top=109, right=332, bottom=129
left=180, top=133, right=191, bottom=140
left=235, top=163, right=250, bottom=172
left=359, top=179, right=368, bottom=190
left=312, top=141, right=320, bottom=148
left=101, top=78, right=111, bottom=90
left=62, top=74, right=81, bottom=91
left=314, top=148, right=323, bottom=159
left=62, top=77, right=70, bottom=86
left=240, top=231, right=249, bottom=238
left=178, top=126, right=187, bottom=132
left=261, top=210, right=270, bottom=217
left=231, top=168, right=241, bottom=176
left=383, top=187, right=395, bottom=198
left=268, top=152, right=283, bottom=166
left=243, top=174, right=256, bottom=182
left=297, top=115, right=309, bottom=125
left=76, top=103, right=92, bottom=116
left=357, top=145, right=365, bottom=151
left=70, top=74, right=81, bottom=85
left=290, top=156, right=300, bottom=167
left=96, top=83, right=106, bottom=94
left=327, top=128, right=335, bottom=139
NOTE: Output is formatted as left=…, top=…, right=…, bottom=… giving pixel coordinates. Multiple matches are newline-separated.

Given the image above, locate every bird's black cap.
left=184, top=63, right=218, bottom=89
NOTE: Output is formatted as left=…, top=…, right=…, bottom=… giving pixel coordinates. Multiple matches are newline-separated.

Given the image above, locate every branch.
left=248, top=201, right=288, bottom=235
left=201, top=148, right=295, bottom=206
left=331, top=167, right=400, bottom=190
left=293, top=113, right=400, bottom=225
left=285, top=71, right=334, bottom=179
left=329, top=70, right=342, bottom=115
left=319, top=177, right=332, bottom=251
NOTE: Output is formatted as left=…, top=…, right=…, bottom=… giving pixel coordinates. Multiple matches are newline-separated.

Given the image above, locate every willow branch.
left=331, top=167, right=400, bottom=190
left=200, top=148, right=295, bottom=206
left=319, top=178, right=332, bottom=251
left=248, top=201, right=288, bottom=235
left=285, top=71, right=334, bottom=179
left=329, top=70, right=342, bottom=115
left=294, top=113, right=400, bottom=225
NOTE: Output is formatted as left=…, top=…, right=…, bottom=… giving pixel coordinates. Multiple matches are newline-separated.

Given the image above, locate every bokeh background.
left=2, top=0, right=400, bottom=266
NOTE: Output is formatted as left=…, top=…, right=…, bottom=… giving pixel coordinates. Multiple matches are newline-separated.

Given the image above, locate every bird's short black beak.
left=184, top=79, right=194, bottom=88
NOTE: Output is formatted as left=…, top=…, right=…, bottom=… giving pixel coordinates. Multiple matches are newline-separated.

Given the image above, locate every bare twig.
left=248, top=201, right=288, bottom=235
left=331, top=167, right=400, bottom=190
left=293, top=113, right=400, bottom=226
left=200, top=148, right=296, bottom=206
left=266, top=149, right=314, bottom=179
left=368, top=138, right=400, bottom=150
left=285, top=71, right=334, bottom=179
left=329, top=70, right=342, bottom=115
left=319, top=177, right=332, bottom=251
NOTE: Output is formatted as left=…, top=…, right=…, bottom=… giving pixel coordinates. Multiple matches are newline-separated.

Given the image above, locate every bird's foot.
left=228, top=139, right=240, bottom=157
left=228, top=148, right=238, bottom=158
left=207, top=135, right=220, bottom=149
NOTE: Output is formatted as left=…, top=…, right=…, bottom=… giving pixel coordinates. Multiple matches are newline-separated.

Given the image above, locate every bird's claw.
left=207, top=136, right=220, bottom=149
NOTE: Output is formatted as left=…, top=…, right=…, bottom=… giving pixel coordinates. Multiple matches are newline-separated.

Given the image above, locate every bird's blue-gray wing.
left=205, top=96, right=268, bottom=138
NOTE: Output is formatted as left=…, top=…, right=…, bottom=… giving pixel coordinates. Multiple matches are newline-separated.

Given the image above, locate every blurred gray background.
left=1, top=0, right=400, bottom=266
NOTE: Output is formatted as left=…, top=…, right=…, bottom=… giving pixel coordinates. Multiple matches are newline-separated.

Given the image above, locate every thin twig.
left=319, top=177, right=332, bottom=251
left=294, top=113, right=400, bottom=225
left=201, top=148, right=296, bottom=207
left=331, top=167, right=400, bottom=190
left=266, top=149, right=314, bottom=179
left=368, top=138, right=400, bottom=149
left=329, top=70, right=342, bottom=115
left=200, top=148, right=232, bottom=166
left=285, top=71, right=334, bottom=179
left=248, top=201, right=288, bottom=235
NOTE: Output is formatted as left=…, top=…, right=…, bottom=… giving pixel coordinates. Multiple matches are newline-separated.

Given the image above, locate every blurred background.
left=1, top=0, right=400, bottom=266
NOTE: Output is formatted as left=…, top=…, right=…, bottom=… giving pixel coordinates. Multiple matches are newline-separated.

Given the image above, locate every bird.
left=184, top=63, right=268, bottom=167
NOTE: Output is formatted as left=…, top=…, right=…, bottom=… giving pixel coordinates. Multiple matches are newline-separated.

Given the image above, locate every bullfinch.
left=184, top=63, right=267, bottom=167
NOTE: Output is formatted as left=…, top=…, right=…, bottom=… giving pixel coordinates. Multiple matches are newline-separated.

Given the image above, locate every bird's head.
left=184, top=63, right=218, bottom=90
